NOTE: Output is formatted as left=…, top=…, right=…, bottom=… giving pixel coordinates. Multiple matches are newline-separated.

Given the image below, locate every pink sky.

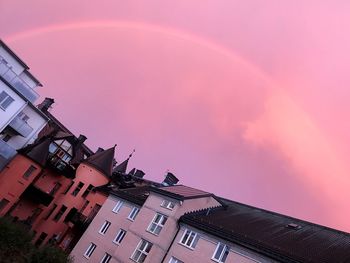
left=1, top=1, right=350, bottom=232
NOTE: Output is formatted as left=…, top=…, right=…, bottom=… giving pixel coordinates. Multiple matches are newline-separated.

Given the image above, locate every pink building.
left=0, top=97, right=159, bottom=251
left=70, top=185, right=221, bottom=262
left=71, top=185, right=350, bottom=263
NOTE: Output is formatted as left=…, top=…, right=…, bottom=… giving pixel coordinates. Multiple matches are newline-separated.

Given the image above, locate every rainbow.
left=3, top=20, right=273, bottom=85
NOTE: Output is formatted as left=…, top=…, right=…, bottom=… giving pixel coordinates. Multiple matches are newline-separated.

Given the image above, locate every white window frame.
left=212, top=242, right=230, bottom=263
left=112, top=200, right=123, bottom=213
left=131, top=239, right=153, bottom=263
left=99, top=220, right=111, bottom=235
left=179, top=229, right=198, bottom=249
left=128, top=207, right=140, bottom=221
left=100, top=253, right=112, bottom=263
left=169, top=257, right=184, bottom=263
left=113, top=229, right=127, bottom=245
left=84, top=242, right=96, bottom=258
left=147, top=213, right=168, bottom=235
left=161, top=200, right=175, bottom=210
left=0, top=91, right=14, bottom=110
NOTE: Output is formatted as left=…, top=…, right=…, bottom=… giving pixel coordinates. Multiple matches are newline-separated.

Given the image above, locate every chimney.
left=78, top=134, right=87, bottom=143
left=133, top=169, right=145, bottom=179
left=38, top=97, right=55, bottom=112
left=96, top=147, right=104, bottom=153
left=162, top=172, right=179, bottom=186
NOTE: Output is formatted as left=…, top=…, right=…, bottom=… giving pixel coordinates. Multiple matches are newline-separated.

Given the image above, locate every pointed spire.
left=26, top=138, right=51, bottom=166
left=113, top=149, right=135, bottom=174
left=84, top=145, right=116, bottom=177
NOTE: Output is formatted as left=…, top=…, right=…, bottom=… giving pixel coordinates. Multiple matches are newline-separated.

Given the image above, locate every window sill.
left=160, top=206, right=174, bottom=211
left=178, top=242, right=195, bottom=250
left=146, top=229, right=160, bottom=236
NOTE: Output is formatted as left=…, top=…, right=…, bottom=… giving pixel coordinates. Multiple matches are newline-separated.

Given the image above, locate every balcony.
left=0, top=140, right=17, bottom=171
left=8, top=116, right=33, bottom=137
left=64, top=208, right=90, bottom=231
left=0, top=56, right=39, bottom=103
left=46, top=157, right=76, bottom=178
left=20, top=184, right=54, bottom=206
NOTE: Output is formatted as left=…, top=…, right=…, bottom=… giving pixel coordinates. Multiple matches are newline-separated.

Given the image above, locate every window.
left=112, top=200, right=123, bottom=213
left=0, top=91, right=14, bottom=110
left=131, top=239, right=153, bottom=263
left=49, top=182, right=62, bottom=196
left=18, top=112, right=30, bottom=122
left=169, top=257, right=184, bottom=263
left=113, top=229, right=127, bottom=244
left=99, top=220, right=111, bottom=235
left=48, top=139, right=73, bottom=170
left=179, top=229, right=199, bottom=249
left=161, top=200, right=175, bottom=210
left=0, top=198, right=9, bottom=213
left=23, top=165, right=37, bottom=179
left=72, top=182, right=84, bottom=196
left=147, top=213, right=168, bottom=235
left=2, top=134, right=11, bottom=142
left=212, top=243, right=230, bottom=263
left=82, top=184, right=94, bottom=198
left=80, top=200, right=90, bottom=212
left=35, top=232, right=47, bottom=247
left=128, top=207, right=140, bottom=221
left=100, top=253, right=111, bottom=263
left=44, top=203, right=57, bottom=220
left=84, top=242, right=97, bottom=258
left=53, top=205, right=67, bottom=222
left=63, top=181, right=74, bottom=194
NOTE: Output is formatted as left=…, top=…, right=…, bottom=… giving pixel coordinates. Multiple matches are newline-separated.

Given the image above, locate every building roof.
left=110, top=186, right=150, bottom=206
left=181, top=199, right=350, bottom=263
left=0, top=39, right=29, bottom=69
left=0, top=39, right=42, bottom=85
left=151, top=185, right=212, bottom=201
left=37, top=106, right=93, bottom=157
left=84, top=146, right=115, bottom=178
left=25, top=137, right=51, bottom=166
left=113, top=158, right=129, bottom=174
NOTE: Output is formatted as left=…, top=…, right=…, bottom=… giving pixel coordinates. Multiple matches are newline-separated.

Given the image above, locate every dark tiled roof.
left=38, top=110, right=93, bottom=157
left=181, top=199, right=350, bottom=263
left=84, top=146, right=115, bottom=178
left=25, top=137, right=51, bottom=166
left=110, top=186, right=150, bottom=206
left=113, top=158, right=129, bottom=174
left=151, top=185, right=212, bottom=200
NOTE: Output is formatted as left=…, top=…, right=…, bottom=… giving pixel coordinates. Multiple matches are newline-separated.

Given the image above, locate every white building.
left=0, top=39, right=48, bottom=170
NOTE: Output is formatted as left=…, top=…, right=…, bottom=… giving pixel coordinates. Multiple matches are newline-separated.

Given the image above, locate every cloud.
left=243, top=90, right=350, bottom=228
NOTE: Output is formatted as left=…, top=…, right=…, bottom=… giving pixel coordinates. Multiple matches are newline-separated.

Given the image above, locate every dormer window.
left=161, top=200, right=175, bottom=210
left=48, top=139, right=73, bottom=170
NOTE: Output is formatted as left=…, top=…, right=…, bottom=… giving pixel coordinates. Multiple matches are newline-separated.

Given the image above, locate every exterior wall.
left=70, top=191, right=221, bottom=263
left=0, top=154, right=110, bottom=249
left=164, top=225, right=278, bottom=263
left=0, top=46, right=26, bottom=75
left=70, top=194, right=138, bottom=263
left=0, top=154, right=41, bottom=215
left=8, top=105, right=47, bottom=149
left=19, top=71, right=39, bottom=89
left=29, top=163, right=109, bottom=247
left=0, top=79, right=26, bottom=131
